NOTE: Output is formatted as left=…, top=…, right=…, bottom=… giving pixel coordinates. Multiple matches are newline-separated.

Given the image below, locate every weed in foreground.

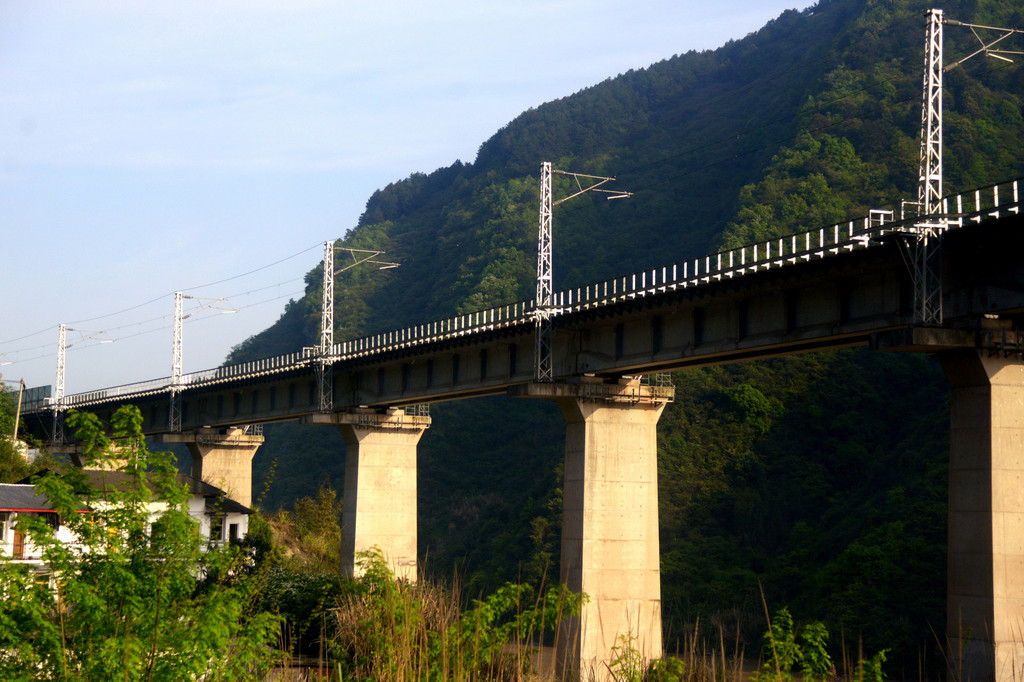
left=327, top=548, right=584, bottom=681
left=752, top=605, right=888, bottom=682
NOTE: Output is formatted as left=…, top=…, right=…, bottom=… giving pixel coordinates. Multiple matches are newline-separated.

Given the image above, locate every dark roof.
left=14, top=470, right=253, bottom=515
left=205, top=496, right=252, bottom=516
left=0, top=483, right=56, bottom=512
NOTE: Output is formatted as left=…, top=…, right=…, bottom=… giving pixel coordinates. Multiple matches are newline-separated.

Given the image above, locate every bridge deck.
left=21, top=178, right=1023, bottom=437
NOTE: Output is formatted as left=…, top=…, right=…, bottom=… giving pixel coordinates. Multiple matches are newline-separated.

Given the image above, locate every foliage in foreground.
left=329, top=548, right=585, bottom=681
left=0, top=406, right=283, bottom=681
left=266, top=480, right=344, bottom=574
left=253, top=565, right=345, bottom=658
left=752, top=607, right=887, bottom=682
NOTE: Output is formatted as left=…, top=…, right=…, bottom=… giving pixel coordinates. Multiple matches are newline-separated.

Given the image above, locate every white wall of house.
left=0, top=510, right=78, bottom=568
left=186, top=495, right=250, bottom=546
left=0, top=490, right=250, bottom=572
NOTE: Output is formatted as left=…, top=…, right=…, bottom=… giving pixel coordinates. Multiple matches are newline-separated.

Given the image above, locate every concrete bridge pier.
left=303, top=408, right=430, bottom=582
left=940, top=349, right=1024, bottom=682
left=155, top=426, right=264, bottom=507
left=513, top=378, right=674, bottom=682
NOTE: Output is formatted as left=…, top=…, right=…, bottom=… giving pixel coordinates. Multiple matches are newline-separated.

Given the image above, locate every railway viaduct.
left=22, top=180, right=1024, bottom=681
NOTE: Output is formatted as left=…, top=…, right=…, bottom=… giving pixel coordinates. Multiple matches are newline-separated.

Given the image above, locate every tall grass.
left=325, top=549, right=584, bottom=681
left=320, top=553, right=762, bottom=682
left=270, top=554, right=903, bottom=682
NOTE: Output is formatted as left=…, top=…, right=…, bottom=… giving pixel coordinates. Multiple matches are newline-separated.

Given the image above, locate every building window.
left=229, top=523, right=239, bottom=542
left=209, top=515, right=225, bottom=543
left=0, top=512, right=8, bottom=543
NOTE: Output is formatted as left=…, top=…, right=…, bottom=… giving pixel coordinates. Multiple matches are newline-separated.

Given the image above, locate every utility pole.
left=52, top=324, right=112, bottom=443
left=908, top=9, right=1023, bottom=325
left=316, top=242, right=398, bottom=412
left=13, top=378, right=24, bottom=441
left=909, top=8, right=946, bottom=326
left=169, top=292, right=234, bottom=432
left=534, top=162, right=631, bottom=381
left=54, top=323, right=66, bottom=441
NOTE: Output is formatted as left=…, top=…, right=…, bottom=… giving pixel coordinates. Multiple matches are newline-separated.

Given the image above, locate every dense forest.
left=216, top=0, right=1024, bottom=675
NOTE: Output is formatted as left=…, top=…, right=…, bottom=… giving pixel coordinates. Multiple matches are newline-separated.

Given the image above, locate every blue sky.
left=1, top=0, right=812, bottom=396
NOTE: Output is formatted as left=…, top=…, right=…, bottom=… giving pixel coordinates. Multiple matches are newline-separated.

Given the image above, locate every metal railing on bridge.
left=56, top=347, right=321, bottom=410
left=332, top=178, right=1019, bottom=356
left=44, top=178, right=1021, bottom=412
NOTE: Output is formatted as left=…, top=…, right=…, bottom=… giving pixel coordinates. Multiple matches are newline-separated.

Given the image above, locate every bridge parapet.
left=42, top=347, right=320, bottom=414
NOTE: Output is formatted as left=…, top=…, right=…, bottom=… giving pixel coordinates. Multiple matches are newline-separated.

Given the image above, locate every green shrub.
left=753, top=606, right=892, bottom=682
left=252, top=565, right=347, bottom=658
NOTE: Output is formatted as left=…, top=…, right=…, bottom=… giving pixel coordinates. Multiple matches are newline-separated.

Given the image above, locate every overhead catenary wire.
left=657, top=53, right=1021, bottom=188
left=613, top=13, right=925, bottom=176
left=67, top=241, right=323, bottom=325
left=3, top=283, right=309, bottom=358
left=7, top=12, right=1002, bottom=347
left=0, top=242, right=323, bottom=359
left=619, top=10, right=1019, bottom=187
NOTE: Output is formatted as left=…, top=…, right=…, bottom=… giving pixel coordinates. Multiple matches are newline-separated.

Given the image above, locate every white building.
left=0, top=483, right=77, bottom=569
left=0, top=472, right=253, bottom=574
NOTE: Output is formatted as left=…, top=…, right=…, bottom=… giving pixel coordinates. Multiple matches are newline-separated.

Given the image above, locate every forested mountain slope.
left=224, top=0, right=1024, bottom=673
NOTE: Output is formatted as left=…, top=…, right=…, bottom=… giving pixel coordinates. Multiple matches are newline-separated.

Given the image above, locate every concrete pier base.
left=155, top=426, right=264, bottom=507
left=303, top=408, right=430, bottom=582
left=513, top=379, right=673, bottom=682
left=941, top=350, right=1024, bottom=682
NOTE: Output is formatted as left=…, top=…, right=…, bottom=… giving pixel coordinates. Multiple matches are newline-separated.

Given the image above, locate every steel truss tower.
left=919, top=9, right=945, bottom=217
left=53, top=323, right=66, bottom=443
left=52, top=325, right=111, bottom=442
left=535, top=162, right=555, bottom=382
left=910, top=8, right=946, bottom=326
left=170, top=292, right=185, bottom=431
left=169, top=292, right=232, bottom=431
left=315, top=242, right=399, bottom=412
left=533, top=162, right=630, bottom=381
left=317, top=241, right=336, bottom=412
left=908, top=9, right=1023, bottom=325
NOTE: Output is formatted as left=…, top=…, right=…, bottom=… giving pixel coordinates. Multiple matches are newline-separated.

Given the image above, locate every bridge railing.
left=57, top=347, right=320, bottom=410
left=323, top=208, right=903, bottom=359
left=323, top=179, right=1017, bottom=362
left=328, top=300, right=535, bottom=360
left=942, top=178, right=1020, bottom=227
left=550, top=178, right=1020, bottom=314
left=554, top=211, right=890, bottom=312
left=179, top=347, right=318, bottom=386
left=48, top=179, right=1022, bottom=411
left=62, top=376, right=173, bottom=409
